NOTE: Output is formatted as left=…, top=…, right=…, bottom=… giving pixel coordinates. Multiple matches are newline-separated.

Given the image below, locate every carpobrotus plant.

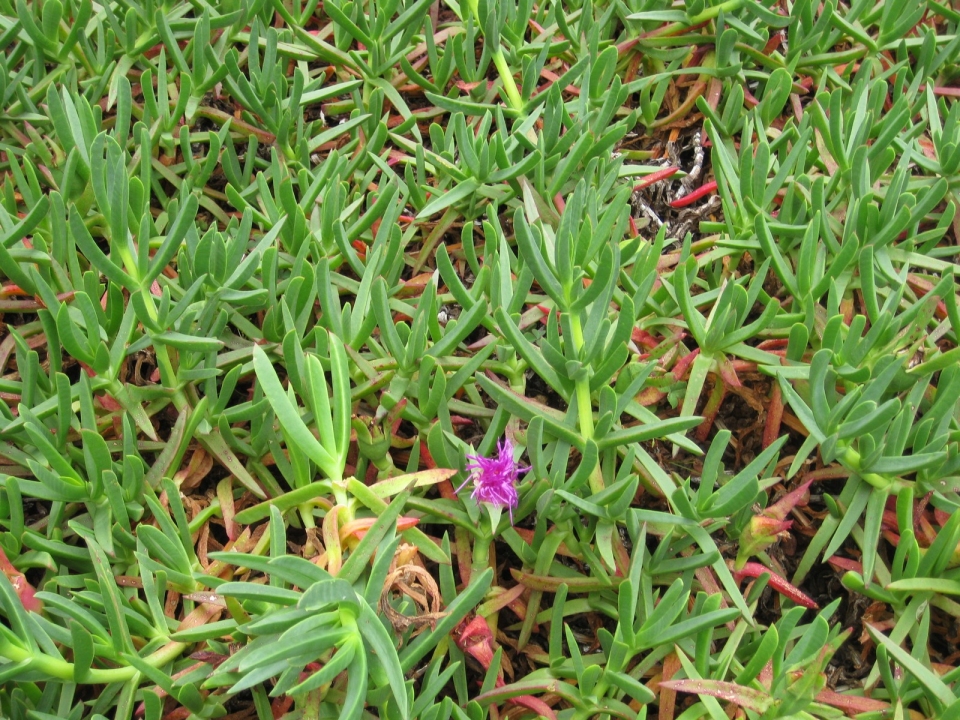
left=0, top=0, right=958, bottom=718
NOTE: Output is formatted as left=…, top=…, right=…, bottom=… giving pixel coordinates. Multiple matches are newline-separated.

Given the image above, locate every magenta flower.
left=455, top=439, right=530, bottom=523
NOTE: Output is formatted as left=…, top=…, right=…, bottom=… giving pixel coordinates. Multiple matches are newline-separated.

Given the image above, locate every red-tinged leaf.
left=271, top=695, right=294, bottom=719
left=637, top=386, right=665, bottom=406
left=78, top=361, right=97, bottom=378
left=694, top=567, right=724, bottom=601
left=936, top=507, right=952, bottom=528
left=340, top=516, right=420, bottom=541
left=734, top=561, right=818, bottom=609
left=0, top=550, right=20, bottom=576
left=716, top=356, right=743, bottom=388
left=882, top=509, right=899, bottom=532
left=455, top=80, right=494, bottom=92
left=9, top=574, right=41, bottom=613
left=906, top=274, right=949, bottom=320
left=512, top=528, right=577, bottom=558
left=756, top=338, right=789, bottom=351
left=511, top=694, right=557, bottom=720
left=673, top=348, right=700, bottom=381
left=397, top=272, right=435, bottom=297
left=468, top=304, right=548, bottom=350
left=918, top=513, right=939, bottom=545
left=827, top=556, right=863, bottom=574
left=456, top=615, right=498, bottom=676
left=534, top=304, right=561, bottom=326
left=659, top=678, right=773, bottom=713
left=537, top=68, right=580, bottom=97
left=178, top=603, right=226, bottom=629
left=763, top=383, right=784, bottom=449
left=367, top=468, right=457, bottom=499
left=0, top=548, right=41, bottom=613
left=736, top=514, right=792, bottom=566
left=455, top=616, right=557, bottom=718
left=696, top=379, right=727, bottom=442
left=815, top=689, right=890, bottom=714
left=323, top=506, right=342, bottom=576
left=477, top=584, right=527, bottom=617
left=0, top=285, right=31, bottom=296
left=217, top=477, right=237, bottom=542
left=758, top=661, right=774, bottom=690
left=658, top=651, right=682, bottom=720
left=756, top=516, right=793, bottom=536
left=765, top=479, right=814, bottom=521
left=704, top=77, right=723, bottom=111
left=882, top=529, right=902, bottom=547
left=99, top=393, right=123, bottom=412
left=928, top=85, right=960, bottom=97
left=506, top=595, right=528, bottom=621
left=631, top=327, right=660, bottom=349
left=511, top=568, right=624, bottom=592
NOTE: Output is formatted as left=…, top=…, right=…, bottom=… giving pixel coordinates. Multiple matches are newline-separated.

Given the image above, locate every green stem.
left=491, top=50, right=524, bottom=114
left=187, top=499, right=221, bottom=533
left=109, top=225, right=193, bottom=416
left=299, top=502, right=317, bottom=530
left=689, top=0, right=744, bottom=23
left=569, top=317, right=593, bottom=434
left=465, top=0, right=535, bottom=141
left=0, top=638, right=187, bottom=684
left=569, top=315, right=604, bottom=493
left=135, top=289, right=196, bottom=417
left=841, top=446, right=906, bottom=492
left=472, top=535, right=496, bottom=590
left=639, top=0, right=744, bottom=42
left=796, top=46, right=869, bottom=69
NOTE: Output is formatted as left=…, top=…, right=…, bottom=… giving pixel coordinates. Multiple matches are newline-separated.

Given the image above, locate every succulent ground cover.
left=1, top=0, right=960, bottom=717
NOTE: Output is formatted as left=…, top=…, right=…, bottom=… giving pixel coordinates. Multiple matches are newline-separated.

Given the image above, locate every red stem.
left=696, top=379, right=726, bottom=442
left=763, top=383, right=784, bottom=449
left=633, top=166, right=678, bottom=191
left=669, top=180, right=718, bottom=208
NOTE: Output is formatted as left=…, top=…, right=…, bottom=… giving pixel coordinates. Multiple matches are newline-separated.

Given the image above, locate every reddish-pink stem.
left=633, top=166, right=679, bottom=191
left=763, top=383, right=784, bottom=450
left=669, top=180, right=718, bottom=208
